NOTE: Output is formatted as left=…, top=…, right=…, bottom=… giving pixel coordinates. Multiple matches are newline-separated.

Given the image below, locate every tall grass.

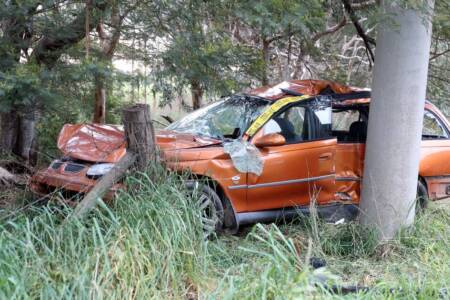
left=0, top=171, right=208, bottom=298
left=0, top=169, right=448, bottom=299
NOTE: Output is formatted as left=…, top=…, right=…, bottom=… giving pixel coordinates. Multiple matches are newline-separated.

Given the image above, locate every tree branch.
left=312, top=17, right=348, bottom=42
left=429, top=49, right=450, bottom=61
left=341, top=0, right=376, bottom=63
left=350, top=0, right=377, bottom=9
left=33, top=0, right=108, bottom=67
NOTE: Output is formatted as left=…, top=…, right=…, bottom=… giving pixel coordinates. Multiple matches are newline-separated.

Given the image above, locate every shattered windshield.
left=167, top=95, right=270, bottom=139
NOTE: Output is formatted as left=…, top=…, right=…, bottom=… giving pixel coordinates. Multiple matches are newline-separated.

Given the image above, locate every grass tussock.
left=0, top=170, right=448, bottom=299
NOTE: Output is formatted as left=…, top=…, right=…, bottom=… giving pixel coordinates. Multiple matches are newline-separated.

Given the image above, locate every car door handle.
left=319, top=153, right=332, bottom=160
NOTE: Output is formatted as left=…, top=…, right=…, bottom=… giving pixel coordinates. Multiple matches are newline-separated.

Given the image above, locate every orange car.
left=31, top=80, right=450, bottom=233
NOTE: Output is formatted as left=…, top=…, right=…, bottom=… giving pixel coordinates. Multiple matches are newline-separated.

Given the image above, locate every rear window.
left=332, top=109, right=360, bottom=131
left=422, top=111, right=449, bottom=139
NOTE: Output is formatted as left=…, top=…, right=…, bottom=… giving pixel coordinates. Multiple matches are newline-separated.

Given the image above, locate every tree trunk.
left=191, top=80, right=203, bottom=110
left=15, top=109, right=37, bottom=161
left=93, top=74, right=107, bottom=123
left=93, top=7, right=123, bottom=123
left=0, top=111, right=19, bottom=154
left=0, top=109, right=37, bottom=162
left=261, top=38, right=270, bottom=85
left=360, top=1, right=434, bottom=241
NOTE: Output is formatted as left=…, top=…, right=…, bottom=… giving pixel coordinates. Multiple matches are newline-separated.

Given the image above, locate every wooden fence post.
left=70, top=104, right=155, bottom=219
left=122, top=103, right=156, bottom=171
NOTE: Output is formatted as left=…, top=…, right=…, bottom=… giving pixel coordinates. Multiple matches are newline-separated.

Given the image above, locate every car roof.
left=246, top=79, right=371, bottom=106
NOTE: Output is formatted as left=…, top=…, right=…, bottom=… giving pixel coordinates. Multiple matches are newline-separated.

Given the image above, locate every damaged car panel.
left=30, top=79, right=450, bottom=232
left=58, top=124, right=126, bottom=163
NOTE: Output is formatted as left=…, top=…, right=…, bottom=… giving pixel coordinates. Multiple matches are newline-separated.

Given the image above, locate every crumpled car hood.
left=57, top=124, right=222, bottom=163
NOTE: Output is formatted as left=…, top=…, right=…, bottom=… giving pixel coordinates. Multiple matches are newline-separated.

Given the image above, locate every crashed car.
left=31, top=79, right=450, bottom=233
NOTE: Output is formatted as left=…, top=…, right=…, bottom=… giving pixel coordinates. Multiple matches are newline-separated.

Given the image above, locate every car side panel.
left=245, top=138, right=337, bottom=211
left=335, top=143, right=365, bottom=203
left=420, top=140, right=450, bottom=199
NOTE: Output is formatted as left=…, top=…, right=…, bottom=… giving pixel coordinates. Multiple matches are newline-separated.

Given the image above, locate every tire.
left=416, top=179, right=429, bottom=213
left=186, top=181, right=224, bottom=238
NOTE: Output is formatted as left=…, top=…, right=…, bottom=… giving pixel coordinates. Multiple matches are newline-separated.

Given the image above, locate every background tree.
left=92, top=0, right=141, bottom=123
left=0, top=0, right=109, bottom=162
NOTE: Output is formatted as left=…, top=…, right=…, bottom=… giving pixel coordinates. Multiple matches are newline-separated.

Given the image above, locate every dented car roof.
left=247, top=79, right=369, bottom=102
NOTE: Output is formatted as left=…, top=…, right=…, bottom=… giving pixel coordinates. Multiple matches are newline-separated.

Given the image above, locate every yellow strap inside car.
left=245, top=94, right=311, bottom=136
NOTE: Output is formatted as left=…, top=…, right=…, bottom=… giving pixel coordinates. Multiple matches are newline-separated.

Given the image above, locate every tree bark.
left=261, top=38, right=270, bottom=85
left=0, top=111, right=19, bottom=154
left=360, top=1, right=434, bottom=241
left=122, top=104, right=156, bottom=171
left=93, top=74, right=107, bottom=123
left=191, top=80, right=204, bottom=110
left=15, top=109, right=37, bottom=161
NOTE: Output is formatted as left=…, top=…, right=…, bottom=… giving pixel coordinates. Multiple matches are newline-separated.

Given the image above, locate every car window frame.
left=331, top=106, right=369, bottom=144
left=422, top=109, right=450, bottom=140
left=251, top=100, right=335, bottom=145
left=332, top=108, right=361, bottom=131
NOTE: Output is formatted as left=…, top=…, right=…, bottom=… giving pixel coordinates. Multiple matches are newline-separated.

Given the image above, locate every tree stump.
left=70, top=103, right=156, bottom=219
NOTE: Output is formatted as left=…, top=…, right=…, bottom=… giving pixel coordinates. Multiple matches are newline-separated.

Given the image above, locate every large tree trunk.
left=360, top=1, right=434, bottom=241
left=191, top=80, right=203, bottom=110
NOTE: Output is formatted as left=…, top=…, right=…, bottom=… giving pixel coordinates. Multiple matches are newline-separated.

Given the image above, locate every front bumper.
left=30, top=168, right=123, bottom=202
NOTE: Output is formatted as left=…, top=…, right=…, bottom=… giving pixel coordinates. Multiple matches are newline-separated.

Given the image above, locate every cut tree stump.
left=70, top=104, right=155, bottom=219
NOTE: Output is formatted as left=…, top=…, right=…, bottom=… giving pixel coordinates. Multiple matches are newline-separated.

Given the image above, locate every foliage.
left=143, top=0, right=260, bottom=106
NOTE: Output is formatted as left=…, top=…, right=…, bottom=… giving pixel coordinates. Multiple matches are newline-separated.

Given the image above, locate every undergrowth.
left=0, top=170, right=448, bottom=299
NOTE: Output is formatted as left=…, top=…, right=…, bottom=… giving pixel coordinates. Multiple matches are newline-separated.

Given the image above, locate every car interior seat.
left=348, top=121, right=367, bottom=142
left=274, top=117, right=297, bottom=143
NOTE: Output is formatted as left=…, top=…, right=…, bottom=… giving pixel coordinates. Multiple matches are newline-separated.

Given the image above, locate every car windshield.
left=167, top=95, right=270, bottom=139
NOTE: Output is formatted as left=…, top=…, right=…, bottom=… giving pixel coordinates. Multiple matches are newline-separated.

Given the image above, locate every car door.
left=246, top=99, right=337, bottom=211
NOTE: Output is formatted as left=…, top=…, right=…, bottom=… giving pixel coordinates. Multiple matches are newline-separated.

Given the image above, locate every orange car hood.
left=58, top=124, right=221, bottom=163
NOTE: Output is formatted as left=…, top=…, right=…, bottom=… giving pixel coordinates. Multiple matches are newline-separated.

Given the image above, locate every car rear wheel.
left=186, top=182, right=224, bottom=238
left=416, top=179, right=429, bottom=213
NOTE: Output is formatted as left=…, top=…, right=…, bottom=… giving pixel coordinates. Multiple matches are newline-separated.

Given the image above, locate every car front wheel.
left=186, top=182, right=224, bottom=238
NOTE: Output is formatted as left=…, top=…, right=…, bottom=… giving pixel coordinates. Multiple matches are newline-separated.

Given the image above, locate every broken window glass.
left=167, top=96, right=270, bottom=140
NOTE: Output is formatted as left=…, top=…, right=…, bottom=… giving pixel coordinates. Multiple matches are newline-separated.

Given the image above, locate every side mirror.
left=253, top=133, right=286, bottom=148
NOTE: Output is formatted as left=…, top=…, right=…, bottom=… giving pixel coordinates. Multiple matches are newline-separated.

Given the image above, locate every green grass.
left=0, top=171, right=448, bottom=299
